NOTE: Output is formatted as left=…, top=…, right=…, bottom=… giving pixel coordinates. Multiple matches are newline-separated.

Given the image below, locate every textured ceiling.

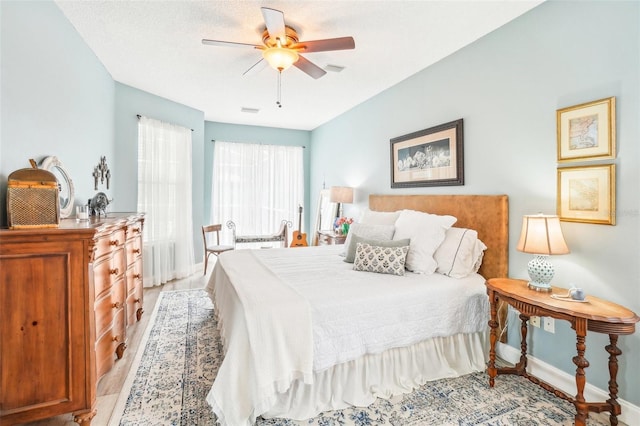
left=54, top=0, right=542, bottom=130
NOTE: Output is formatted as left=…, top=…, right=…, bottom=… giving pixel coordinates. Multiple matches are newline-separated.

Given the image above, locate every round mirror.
left=41, top=156, right=75, bottom=218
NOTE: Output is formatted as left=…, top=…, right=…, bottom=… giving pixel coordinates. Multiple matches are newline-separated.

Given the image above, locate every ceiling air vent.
left=241, top=107, right=260, bottom=114
left=325, top=64, right=345, bottom=73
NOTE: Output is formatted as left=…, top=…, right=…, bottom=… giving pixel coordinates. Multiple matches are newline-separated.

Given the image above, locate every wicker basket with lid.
left=7, top=159, right=60, bottom=229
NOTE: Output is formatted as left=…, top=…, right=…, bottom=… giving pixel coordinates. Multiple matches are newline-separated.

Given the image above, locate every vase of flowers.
left=334, top=217, right=353, bottom=235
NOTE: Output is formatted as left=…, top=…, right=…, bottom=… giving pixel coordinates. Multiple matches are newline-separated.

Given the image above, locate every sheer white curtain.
left=211, top=141, right=304, bottom=246
left=137, top=116, right=195, bottom=286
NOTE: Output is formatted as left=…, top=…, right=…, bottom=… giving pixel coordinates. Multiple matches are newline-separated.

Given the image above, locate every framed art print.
left=557, top=97, right=615, bottom=163
left=390, top=119, right=464, bottom=188
left=557, top=164, right=615, bottom=225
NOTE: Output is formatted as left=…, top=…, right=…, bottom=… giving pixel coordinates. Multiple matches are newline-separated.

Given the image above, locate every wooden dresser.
left=0, top=213, right=144, bottom=425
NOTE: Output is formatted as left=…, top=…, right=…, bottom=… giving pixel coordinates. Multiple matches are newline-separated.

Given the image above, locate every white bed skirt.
left=262, top=331, right=489, bottom=420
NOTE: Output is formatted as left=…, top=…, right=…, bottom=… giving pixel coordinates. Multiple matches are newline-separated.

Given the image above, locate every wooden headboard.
left=369, top=194, right=509, bottom=280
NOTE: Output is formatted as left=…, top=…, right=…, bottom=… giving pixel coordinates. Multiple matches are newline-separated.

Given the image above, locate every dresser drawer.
left=94, top=292, right=115, bottom=337
left=127, top=223, right=143, bottom=241
left=95, top=307, right=126, bottom=380
left=126, top=261, right=143, bottom=293
left=94, top=229, right=125, bottom=259
left=126, top=283, right=144, bottom=324
left=93, top=257, right=114, bottom=297
left=95, top=329, right=116, bottom=380
left=126, top=236, right=142, bottom=265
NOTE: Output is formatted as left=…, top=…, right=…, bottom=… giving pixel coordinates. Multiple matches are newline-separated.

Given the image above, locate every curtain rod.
left=211, top=139, right=306, bottom=148
left=137, top=114, right=193, bottom=132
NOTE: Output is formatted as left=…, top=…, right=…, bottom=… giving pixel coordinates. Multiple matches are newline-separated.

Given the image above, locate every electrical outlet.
left=543, top=317, right=555, bottom=333
left=530, top=316, right=540, bottom=328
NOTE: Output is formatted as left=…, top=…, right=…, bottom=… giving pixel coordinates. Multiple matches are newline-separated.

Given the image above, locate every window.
left=137, top=116, right=195, bottom=285
left=211, top=141, right=304, bottom=246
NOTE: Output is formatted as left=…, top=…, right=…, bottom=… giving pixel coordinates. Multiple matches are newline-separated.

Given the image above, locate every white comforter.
left=206, top=245, right=489, bottom=425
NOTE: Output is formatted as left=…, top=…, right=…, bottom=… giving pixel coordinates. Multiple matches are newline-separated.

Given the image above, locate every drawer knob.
left=109, top=240, right=119, bottom=246
left=112, top=301, right=122, bottom=309
left=132, top=248, right=141, bottom=254
left=112, top=335, right=119, bottom=342
left=134, top=298, right=141, bottom=304
left=132, top=227, right=141, bottom=233
left=109, top=268, right=119, bottom=275
left=133, top=273, right=141, bottom=279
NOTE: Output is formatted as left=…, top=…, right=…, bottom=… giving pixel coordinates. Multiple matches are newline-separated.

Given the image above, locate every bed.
left=205, top=194, right=509, bottom=426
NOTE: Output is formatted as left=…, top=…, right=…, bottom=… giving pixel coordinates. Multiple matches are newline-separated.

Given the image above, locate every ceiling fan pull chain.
left=277, top=70, right=283, bottom=108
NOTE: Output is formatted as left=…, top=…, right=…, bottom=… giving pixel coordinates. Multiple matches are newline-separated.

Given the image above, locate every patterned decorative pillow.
left=353, top=242, right=409, bottom=276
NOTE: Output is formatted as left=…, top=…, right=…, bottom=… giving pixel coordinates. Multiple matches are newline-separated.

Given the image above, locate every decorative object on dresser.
left=6, top=159, right=61, bottom=229
left=0, top=213, right=144, bottom=425
left=390, top=118, right=464, bottom=188
left=516, top=214, right=570, bottom=292
left=89, top=191, right=110, bottom=217
left=93, top=155, right=111, bottom=190
left=329, top=186, right=353, bottom=218
left=40, top=155, right=75, bottom=218
left=557, top=97, right=616, bottom=163
left=486, top=278, right=639, bottom=426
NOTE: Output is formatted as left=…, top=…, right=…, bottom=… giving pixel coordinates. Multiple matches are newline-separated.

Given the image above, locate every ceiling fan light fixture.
left=262, top=47, right=299, bottom=71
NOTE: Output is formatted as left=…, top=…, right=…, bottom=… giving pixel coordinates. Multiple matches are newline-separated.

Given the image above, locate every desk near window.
left=486, top=278, right=639, bottom=426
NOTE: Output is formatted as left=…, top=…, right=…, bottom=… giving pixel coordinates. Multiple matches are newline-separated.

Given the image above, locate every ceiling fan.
left=202, top=7, right=355, bottom=80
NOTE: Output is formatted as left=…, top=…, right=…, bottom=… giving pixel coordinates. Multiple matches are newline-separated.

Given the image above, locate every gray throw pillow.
left=344, top=234, right=410, bottom=263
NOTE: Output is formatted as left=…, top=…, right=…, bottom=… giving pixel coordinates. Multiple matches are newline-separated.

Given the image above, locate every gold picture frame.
left=557, top=97, right=615, bottom=162
left=557, top=164, right=615, bottom=225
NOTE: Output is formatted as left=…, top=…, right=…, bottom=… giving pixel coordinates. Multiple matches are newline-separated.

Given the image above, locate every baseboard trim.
left=496, top=342, right=638, bottom=424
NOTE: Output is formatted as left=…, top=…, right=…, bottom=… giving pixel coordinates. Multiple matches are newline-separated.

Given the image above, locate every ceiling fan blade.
left=242, top=58, right=267, bottom=76
left=294, top=37, right=355, bottom=53
left=261, top=7, right=286, bottom=43
left=294, top=55, right=327, bottom=79
left=202, top=39, right=261, bottom=49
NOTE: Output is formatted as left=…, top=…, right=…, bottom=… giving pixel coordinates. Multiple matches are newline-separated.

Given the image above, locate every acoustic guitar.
left=290, top=205, right=308, bottom=247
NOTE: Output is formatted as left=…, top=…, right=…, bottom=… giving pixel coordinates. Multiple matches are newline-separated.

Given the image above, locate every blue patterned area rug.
left=114, top=289, right=608, bottom=426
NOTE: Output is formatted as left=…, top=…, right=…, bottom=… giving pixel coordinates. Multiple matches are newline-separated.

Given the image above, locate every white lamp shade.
left=262, top=47, right=299, bottom=71
left=516, top=214, right=569, bottom=255
left=329, top=186, right=354, bottom=204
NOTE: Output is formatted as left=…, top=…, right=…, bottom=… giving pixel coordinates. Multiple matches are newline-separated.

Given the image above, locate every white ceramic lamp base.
left=527, top=255, right=554, bottom=292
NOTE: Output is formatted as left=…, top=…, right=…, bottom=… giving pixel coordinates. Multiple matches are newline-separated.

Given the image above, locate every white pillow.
left=342, top=223, right=395, bottom=256
left=434, top=227, right=487, bottom=278
left=358, top=209, right=401, bottom=225
left=392, top=209, right=457, bottom=274
left=472, top=239, right=487, bottom=273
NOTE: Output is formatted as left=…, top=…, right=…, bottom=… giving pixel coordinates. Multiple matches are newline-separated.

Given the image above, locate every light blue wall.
left=310, top=0, right=640, bottom=405
left=1, top=0, right=114, bottom=225
left=204, top=121, right=311, bottom=233
left=114, top=82, right=205, bottom=260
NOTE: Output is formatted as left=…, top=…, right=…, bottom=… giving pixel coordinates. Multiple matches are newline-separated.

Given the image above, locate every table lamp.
left=329, top=186, right=353, bottom=218
left=516, top=214, right=570, bottom=292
